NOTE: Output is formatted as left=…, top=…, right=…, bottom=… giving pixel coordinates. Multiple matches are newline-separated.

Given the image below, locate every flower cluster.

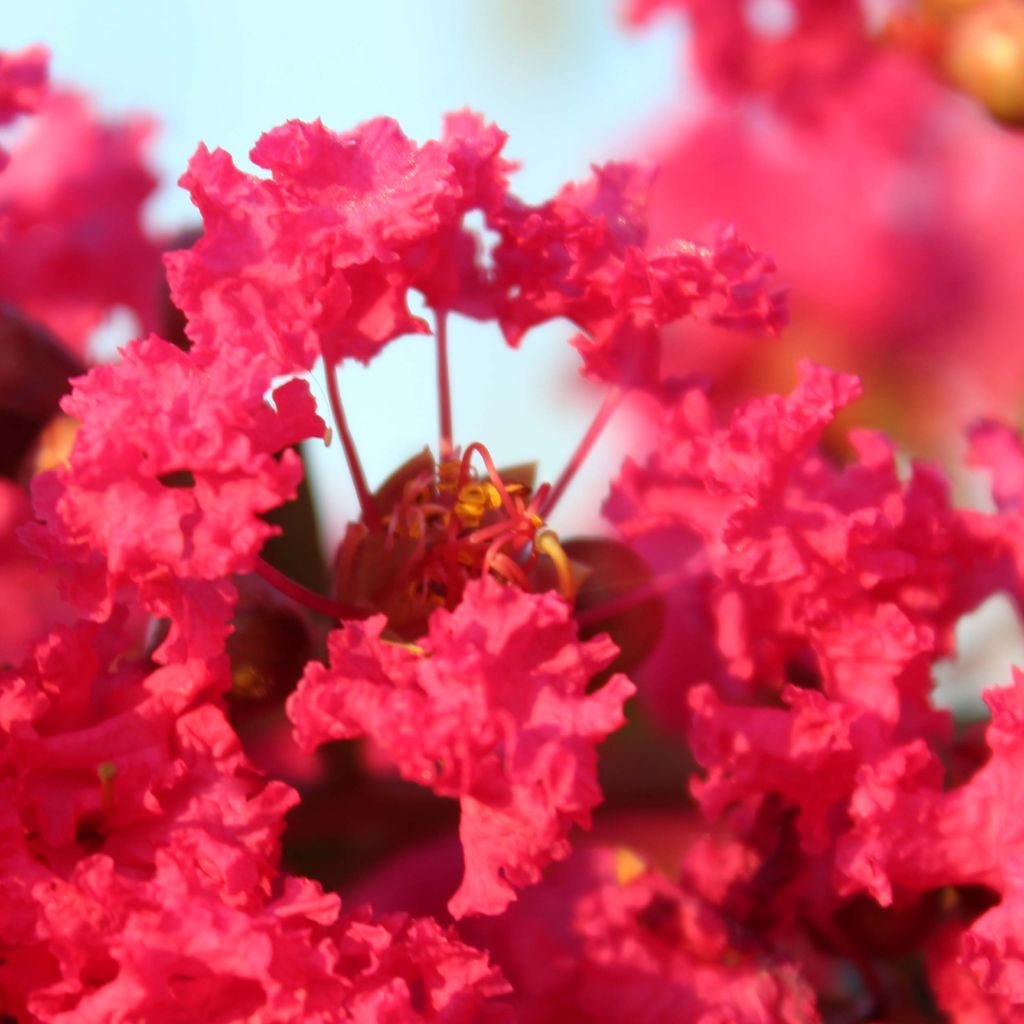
left=631, top=0, right=1024, bottom=446
left=2, top=19, right=1024, bottom=1022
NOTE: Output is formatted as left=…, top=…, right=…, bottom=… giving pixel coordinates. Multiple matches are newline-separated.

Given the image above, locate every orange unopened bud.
left=97, top=761, right=117, bottom=816
left=944, top=0, right=1024, bottom=123
left=32, top=414, right=80, bottom=474
left=615, top=846, right=647, bottom=885
left=921, top=0, right=985, bottom=24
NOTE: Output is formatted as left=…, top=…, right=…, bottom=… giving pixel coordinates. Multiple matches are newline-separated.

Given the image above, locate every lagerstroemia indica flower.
left=628, top=0, right=1024, bottom=446
left=7, top=36, right=1024, bottom=1023
left=0, top=87, right=162, bottom=355
left=288, top=579, right=634, bottom=919
left=2, top=79, right=786, bottom=1020
left=0, top=45, right=48, bottom=170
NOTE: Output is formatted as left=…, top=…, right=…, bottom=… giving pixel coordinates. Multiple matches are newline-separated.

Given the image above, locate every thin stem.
left=540, top=386, right=625, bottom=520
left=325, top=362, right=380, bottom=528
left=255, top=558, right=367, bottom=621
left=435, top=309, right=453, bottom=460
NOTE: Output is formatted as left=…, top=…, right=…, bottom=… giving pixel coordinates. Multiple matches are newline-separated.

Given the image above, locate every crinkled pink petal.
left=468, top=844, right=821, bottom=1023
left=25, top=335, right=324, bottom=662
left=0, top=45, right=48, bottom=169
left=624, top=0, right=871, bottom=121
left=7, top=851, right=508, bottom=1023
left=288, top=578, right=634, bottom=917
left=0, top=89, right=161, bottom=353
left=607, top=364, right=1020, bottom=936
left=494, top=165, right=784, bottom=387
left=167, top=116, right=464, bottom=372
left=928, top=919, right=1024, bottom=1023
left=167, top=110, right=780, bottom=387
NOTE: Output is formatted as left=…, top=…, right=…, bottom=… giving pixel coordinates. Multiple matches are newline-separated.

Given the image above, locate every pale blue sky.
left=5, top=1, right=681, bottom=223
left=5, top=0, right=685, bottom=538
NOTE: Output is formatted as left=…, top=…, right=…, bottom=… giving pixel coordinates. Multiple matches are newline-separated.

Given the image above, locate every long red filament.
left=325, top=361, right=380, bottom=528
left=256, top=557, right=368, bottom=621
left=435, top=309, right=454, bottom=461
left=540, top=386, right=625, bottom=520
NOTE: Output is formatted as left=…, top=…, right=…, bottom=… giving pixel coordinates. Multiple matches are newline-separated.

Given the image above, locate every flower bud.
left=944, top=0, right=1024, bottom=123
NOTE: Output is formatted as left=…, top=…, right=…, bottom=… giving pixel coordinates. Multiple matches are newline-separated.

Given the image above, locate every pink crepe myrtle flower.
left=625, top=0, right=871, bottom=121
left=0, top=45, right=48, bottom=169
left=1, top=852, right=511, bottom=1022
left=594, top=357, right=1024, bottom=1017
left=357, top=838, right=823, bottom=1023
left=630, top=1, right=1024, bottom=445
left=166, top=111, right=784, bottom=391
left=10, top=29, right=1024, bottom=1021
left=0, top=611, right=512, bottom=1022
left=0, top=89, right=162, bottom=356
left=288, top=578, right=635, bottom=918
left=27, top=335, right=326, bottom=662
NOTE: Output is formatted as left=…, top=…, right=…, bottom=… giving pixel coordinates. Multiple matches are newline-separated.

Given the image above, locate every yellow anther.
left=232, top=663, right=272, bottom=699
left=615, top=847, right=647, bottom=885
left=455, top=482, right=503, bottom=527
left=438, top=459, right=461, bottom=493
left=97, top=761, right=117, bottom=816
left=34, top=415, right=80, bottom=473
left=390, top=639, right=427, bottom=656
left=535, top=529, right=577, bottom=604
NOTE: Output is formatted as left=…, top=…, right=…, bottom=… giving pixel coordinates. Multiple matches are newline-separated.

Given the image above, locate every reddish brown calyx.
left=332, top=442, right=574, bottom=639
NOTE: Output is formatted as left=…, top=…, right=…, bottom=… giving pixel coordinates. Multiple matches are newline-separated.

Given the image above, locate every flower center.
left=332, top=442, right=573, bottom=639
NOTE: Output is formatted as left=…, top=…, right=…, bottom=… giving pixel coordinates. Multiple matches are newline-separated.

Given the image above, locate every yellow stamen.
left=97, top=761, right=117, bottom=816
left=455, top=481, right=503, bottom=527
left=34, top=415, right=80, bottom=473
left=390, top=639, right=427, bottom=656
left=615, top=846, right=647, bottom=885
left=232, top=663, right=272, bottom=699
left=438, top=459, right=461, bottom=493
left=535, top=529, right=577, bottom=604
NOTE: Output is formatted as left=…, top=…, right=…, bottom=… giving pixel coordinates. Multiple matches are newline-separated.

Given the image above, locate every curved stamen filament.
left=486, top=548, right=530, bottom=589
left=535, top=530, right=577, bottom=603
left=526, top=482, right=551, bottom=519
left=460, top=442, right=519, bottom=518
left=466, top=519, right=527, bottom=546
